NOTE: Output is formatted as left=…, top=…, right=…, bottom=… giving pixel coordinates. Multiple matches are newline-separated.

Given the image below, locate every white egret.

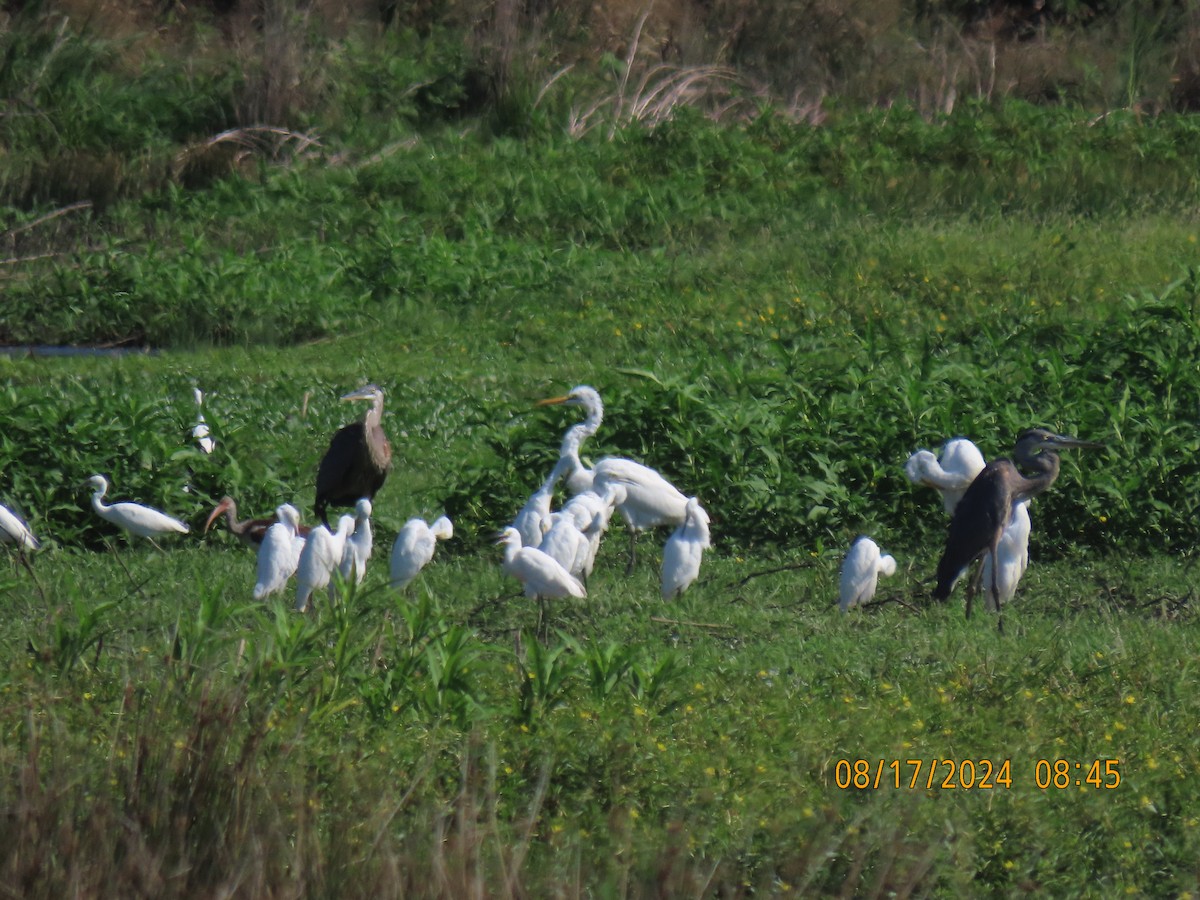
left=295, top=514, right=355, bottom=612
left=540, top=385, right=689, bottom=573
left=253, top=504, right=304, bottom=600
left=390, top=515, right=453, bottom=590
left=86, top=475, right=189, bottom=549
left=538, top=511, right=591, bottom=581
left=204, top=495, right=312, bottom=548
left=511, top=456, right=571, bottom=547
left=839, top=536, right=897, bottom=612
left=315, top=384, right=392, bottom=527
left=561, top=489, right=615, bottom=581
left=0, top=502, right=39, bottom=552
left=661, top=497, right=711, bottom=600
left=904, top=438, right=986, bottom=515
left=497, top=525, right=586, bottom=634
left=338, top=498, right=374, bottom=586
left=537, top=386, right=603, bottom=495
left=192, top=387, right=215, bottom=454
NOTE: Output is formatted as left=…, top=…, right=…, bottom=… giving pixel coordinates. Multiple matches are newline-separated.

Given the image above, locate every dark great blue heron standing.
left=933, top=428, right=1103, bottom=621
left=315, top=384, right=392, bottom=527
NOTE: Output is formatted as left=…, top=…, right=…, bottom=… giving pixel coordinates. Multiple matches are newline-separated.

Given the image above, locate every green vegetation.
left=4, top=5, right=1200, bottom=896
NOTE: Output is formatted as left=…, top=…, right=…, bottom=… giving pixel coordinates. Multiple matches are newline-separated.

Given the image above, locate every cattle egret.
left=295, top=514, right=355, bottom=612
left=338, top=498, right=374, bottom=586
left=839, top=537, right=897, bottom=612
left=254, top=504, right=304, bottom=600
left=390, top=515, right=453, bottom=590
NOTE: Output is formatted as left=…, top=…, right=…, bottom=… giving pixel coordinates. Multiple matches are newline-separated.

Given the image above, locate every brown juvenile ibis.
left=314, top=384, right=392, bottom=527
left=204, top=495, right=312, bottom=548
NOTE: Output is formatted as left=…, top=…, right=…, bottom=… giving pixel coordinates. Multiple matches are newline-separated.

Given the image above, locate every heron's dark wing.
left=314, top=422, right=391, bottom=525
left=933, top=463, right=1013, bottom=599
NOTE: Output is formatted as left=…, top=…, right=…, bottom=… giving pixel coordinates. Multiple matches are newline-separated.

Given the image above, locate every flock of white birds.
left=0, top=385, right=716, bottom=620
left=838, top=436, right=1032, bottom=613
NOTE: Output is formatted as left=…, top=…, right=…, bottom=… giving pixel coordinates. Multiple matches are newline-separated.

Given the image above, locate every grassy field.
left=5, top=90, right=1200, bottom=895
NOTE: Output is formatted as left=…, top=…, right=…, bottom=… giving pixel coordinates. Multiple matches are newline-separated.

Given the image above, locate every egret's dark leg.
left=624, top=530, right=638, bottom=577
left=14, top=547, right=46, bottom=603
left=965, top=559, right=985, bottom=620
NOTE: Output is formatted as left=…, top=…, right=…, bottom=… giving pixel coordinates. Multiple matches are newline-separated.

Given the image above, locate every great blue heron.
left=661, top=496, right=712, bottom=600
left=315, top=384, right=392, bottom=527
left=253, top=504, right=305, bottom=600
left=933, top=428, right=1103, bottom=619
left=839, top=536, right=897, bottom=612
left=539, top=385, right=690, bottom=574
left=204, top=495, right=312, bottom=548
left=906, top=437, right=1030, bottom=607
left=85, top=475, right=189, bottom=549
left=389, top=515, right=453, bottom=590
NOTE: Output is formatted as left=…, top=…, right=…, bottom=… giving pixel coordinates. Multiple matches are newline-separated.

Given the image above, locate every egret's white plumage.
left=497, top=526, right=586, bottom=601
left=338, top=498, right=374, bottom=586
left=86, top=475, right=189, bottom=545
left=560, top=489, right=614, bottom=580
left=192, top=388, right=215, bottom=454
left=295, top=514, right=355, bottom=612
left=390, top=515, right=454, bottom=589
left=661, top=497, right=711, bottom=600
left=979, top=500, right=1031, bottom=610
left=538, top=386, right=604, bottom=496
left=538, top=511, right=592, bottom=580
left=904, top=438, right=986, bottom=515
left=511, top=456, right=571, bottom=547
left=839, top=537, right=896, bottom=612
left=0, top=503, right=39, bottom=552
left=254, top=504, right=304, bottom=600
left=541, top=384, right=690, bottom=572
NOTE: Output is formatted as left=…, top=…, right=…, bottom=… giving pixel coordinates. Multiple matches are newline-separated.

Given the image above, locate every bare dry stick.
left=650, top=615, right=732, bottom=630
left=2, top=200, right=92, bottom=241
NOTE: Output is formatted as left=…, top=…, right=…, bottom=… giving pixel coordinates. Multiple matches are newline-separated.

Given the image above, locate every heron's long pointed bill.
left=340, top=386, right=379, bottom=402
left=536, top=395, right=571, bottom=407
left=1047, top=434, right=1105, bottom=451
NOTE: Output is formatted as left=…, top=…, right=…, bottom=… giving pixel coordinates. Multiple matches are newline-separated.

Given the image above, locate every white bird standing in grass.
left=661, top=497, right=711, bottom=600
left=511, top=456, right=571, bottom=547
left=497, top=525, right=585, bottom=634
left=0, top=502, right=39, bottom=552
left=192, top=387, right=215, bottom=454
left=839, top=536, right=896, bottom=612
left=254, top=504, right=304, bottom=600
left=338, top=498, right=374, bottom=587
left=86, top=475, right=189, bottom=549
left=539, top=385, right=690, bottom=573
left=390, top=515, right=454, bottom=590
left=295, top=514, right=355, bottom=612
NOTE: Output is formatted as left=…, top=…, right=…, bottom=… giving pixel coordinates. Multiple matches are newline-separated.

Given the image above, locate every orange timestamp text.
left=833, top=758, right=1122, bottom=790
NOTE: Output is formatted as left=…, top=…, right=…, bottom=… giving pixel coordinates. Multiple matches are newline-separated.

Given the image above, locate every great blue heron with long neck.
left=933, top=428, right=1103, bottom=620
left=315, top=384, right=392, bottom=527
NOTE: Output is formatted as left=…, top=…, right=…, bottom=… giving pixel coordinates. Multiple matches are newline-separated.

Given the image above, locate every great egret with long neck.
left=539, top=385, right=689, bottom=574
left=85, top=475, right=189, bottom=549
